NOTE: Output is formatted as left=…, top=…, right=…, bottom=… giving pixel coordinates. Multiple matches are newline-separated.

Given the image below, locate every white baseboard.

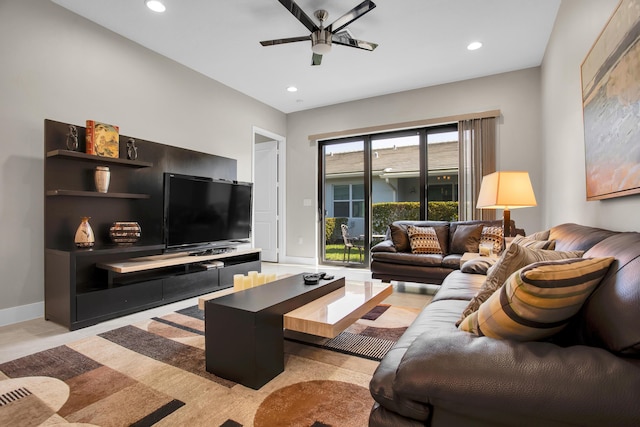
left=278, top=255, right=316, bottom=265
left=0, top=301, right=44, bottom=327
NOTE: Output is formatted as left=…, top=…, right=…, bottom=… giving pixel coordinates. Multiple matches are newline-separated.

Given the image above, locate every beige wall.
left=0, top=0, right=285, bottom=320
left=285, top=68, right=543, bottom=261
left=540, top=0, right=640, bottom=231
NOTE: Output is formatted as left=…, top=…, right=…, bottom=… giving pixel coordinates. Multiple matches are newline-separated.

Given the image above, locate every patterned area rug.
left=0, top=302, right=421, bottom=427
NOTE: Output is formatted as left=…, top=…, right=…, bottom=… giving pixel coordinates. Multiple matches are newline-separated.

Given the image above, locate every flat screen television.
left=163, top=173, right=253, bottom=253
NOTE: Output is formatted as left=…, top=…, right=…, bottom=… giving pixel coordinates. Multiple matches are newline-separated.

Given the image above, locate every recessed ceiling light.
left=467, top=41, right=483, bottom=51
left=287, top=86, right=298, bottom=92
left=145, top=0, right=166, bottom=13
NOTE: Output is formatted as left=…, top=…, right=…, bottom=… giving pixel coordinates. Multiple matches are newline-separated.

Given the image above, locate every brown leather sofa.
left=369, top=223, right=640, bottom=426
left=370, top=219, right=521, bottom=285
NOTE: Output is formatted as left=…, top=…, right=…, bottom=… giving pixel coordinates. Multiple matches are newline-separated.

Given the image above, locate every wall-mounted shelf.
left=44, top=119, right=242, bottom=331
left=46, top=149, right=153, bottom=168
left=46, top=189, right=150, bottom=199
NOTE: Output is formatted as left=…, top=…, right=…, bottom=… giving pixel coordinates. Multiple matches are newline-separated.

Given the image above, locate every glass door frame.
left=318, top=123, right=459, bottom=267
left=318, top=136, right=371, bottom=267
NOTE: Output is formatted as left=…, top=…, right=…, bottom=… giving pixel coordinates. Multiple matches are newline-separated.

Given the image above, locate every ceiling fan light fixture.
left=145, top=0, right=166, bottom=13
left=311, top=29, right=332, bottom=55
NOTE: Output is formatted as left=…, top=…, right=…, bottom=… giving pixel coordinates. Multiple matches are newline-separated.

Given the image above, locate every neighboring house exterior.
left=324, top=141, right=459, bottom=236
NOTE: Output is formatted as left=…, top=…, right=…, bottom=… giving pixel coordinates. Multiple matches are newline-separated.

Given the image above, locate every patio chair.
left=341, top=224, right=364, bottom=263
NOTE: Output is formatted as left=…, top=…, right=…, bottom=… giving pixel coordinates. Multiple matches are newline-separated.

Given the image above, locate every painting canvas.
left=581, top=0, right=640, bottom=200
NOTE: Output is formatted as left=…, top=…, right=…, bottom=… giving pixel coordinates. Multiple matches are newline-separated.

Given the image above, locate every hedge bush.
left=326, top=202, right=459, bottom=241
left=371, top=202, right=459, bottom=234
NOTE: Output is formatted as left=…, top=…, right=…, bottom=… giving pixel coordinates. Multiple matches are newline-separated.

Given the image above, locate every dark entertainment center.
left=44, top=119, right=261, bottom=330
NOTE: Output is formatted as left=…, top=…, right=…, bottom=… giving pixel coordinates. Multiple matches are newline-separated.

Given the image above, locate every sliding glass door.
left=320, top=138, right=367, bottom=265
left=319, top=124, right=459, bottom=267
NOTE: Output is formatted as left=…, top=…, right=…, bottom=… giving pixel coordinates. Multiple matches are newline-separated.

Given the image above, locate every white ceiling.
left=51, top=0, right=561, bottom=114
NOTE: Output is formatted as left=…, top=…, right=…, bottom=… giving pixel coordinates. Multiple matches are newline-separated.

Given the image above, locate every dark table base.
left=204, top=274, right=345, bottom=389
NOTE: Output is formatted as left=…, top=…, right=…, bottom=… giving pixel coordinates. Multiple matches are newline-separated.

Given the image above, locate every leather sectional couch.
left=370, top=219, right=521, bottom=285
left=369, top=223, right=640, bottom=426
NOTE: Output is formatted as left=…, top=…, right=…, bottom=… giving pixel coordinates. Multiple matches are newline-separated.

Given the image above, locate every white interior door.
left=254, top=140, right=278, bottom=262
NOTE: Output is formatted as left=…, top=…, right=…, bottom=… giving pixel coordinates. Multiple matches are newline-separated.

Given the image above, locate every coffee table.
left=204, top=274, right=345, bottom=389
left=203, top=274, right=392, bottom=389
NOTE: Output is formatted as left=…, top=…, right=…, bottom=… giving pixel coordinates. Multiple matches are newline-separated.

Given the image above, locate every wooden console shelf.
left=98, top=248, right=261, bottom=274
left=46, top=149, right=153, bottom=168
left=46, top=189, right=150, bottom=199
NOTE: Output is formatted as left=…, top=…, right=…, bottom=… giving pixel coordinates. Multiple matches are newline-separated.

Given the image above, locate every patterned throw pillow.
left=406, top=225, right=442, bottom=254
left=480, top=226, right=504, bottom=254
left=455, top=243, right=584, bottom=326
left=512, top=234, right=556, bottom=250
left=458, top=257, right=615, bottom=341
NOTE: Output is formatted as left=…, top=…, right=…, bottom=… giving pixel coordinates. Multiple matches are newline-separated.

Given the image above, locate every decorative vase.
left=74, top=217, right=95, bottom=248
left=127, top=138, right=138, bottom=160
left=94, top=166, right=110, bottom=193
left=66, top=125, right=79, bottom=151
left=109, top=221, right=141, bottom=245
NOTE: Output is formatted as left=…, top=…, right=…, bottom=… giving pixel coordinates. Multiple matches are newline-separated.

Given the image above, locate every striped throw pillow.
left=480, top=226, right=504, bottom=254
left=455, top=243, right=584, bottom=326
left=406, top=225, right=442, bottom=254
left=512, top=234, right=556, bottom=250
left=458, top=257, right=615, bottom=341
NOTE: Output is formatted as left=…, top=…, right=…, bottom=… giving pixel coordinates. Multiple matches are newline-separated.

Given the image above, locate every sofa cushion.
left=458, top=257, right=615, bottom=341
left=578, top=232, right=640, bottom=356
left=390, top=224, right=410, bottom=252
left=431, top=270, right=486, bottom=302
left=371, top=251, right=444, bottom=267
left=450, top=224, right=484, bottom=254
left=511, top=234, right=556, bottom=250
left=548, top=223, right=617, bottom=252
left=461, top=256, right=498, bottom=274
left=407, top=225, right=442, bottom=254
left=480, top=226, right=503, bottom=255
left=456, top=244, right=585, bottom=325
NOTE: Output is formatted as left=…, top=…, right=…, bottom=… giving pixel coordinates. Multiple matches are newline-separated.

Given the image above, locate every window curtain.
left=458, top=117, right=496, bottom=220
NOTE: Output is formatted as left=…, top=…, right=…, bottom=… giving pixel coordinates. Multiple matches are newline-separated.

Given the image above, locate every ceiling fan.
left=260, top=0, right=378, bottom=66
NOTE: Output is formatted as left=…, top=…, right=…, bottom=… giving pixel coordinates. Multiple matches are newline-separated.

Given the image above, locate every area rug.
left=283, top=303, right=422, bottom=361
left=0, top=302, right=422, bottom=427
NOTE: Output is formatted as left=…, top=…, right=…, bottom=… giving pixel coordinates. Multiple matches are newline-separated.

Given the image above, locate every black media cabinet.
left=43, top=119, right=256, bottom=330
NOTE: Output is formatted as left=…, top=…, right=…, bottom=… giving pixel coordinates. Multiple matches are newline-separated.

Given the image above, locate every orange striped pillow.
left=459, top=257, right=614, bottom=341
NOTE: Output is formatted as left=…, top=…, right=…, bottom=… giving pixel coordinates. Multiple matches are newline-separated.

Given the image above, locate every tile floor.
left=0, top=263, right=437, bottom=364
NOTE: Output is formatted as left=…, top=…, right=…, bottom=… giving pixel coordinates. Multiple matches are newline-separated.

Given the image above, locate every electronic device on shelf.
left=163, top=173, right=253, bottom=253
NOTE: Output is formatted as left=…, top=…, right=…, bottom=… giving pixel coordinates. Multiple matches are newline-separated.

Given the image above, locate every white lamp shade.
left=476, top=171, right=537, bottom=209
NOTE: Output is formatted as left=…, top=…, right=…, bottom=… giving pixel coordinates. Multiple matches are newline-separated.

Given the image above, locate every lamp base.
left=503, top=208, right=511, bottom=238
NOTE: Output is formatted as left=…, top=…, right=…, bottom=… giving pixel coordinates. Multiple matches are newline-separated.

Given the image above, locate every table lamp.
left=476, top=171, right=537, bottom=237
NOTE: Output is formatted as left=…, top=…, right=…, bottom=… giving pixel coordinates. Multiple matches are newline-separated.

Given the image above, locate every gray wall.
left=540, top=0, right=640, bottom=231
left=285, top=68, right=543, bottom=261
left=0, top=0, right=285, bottom=322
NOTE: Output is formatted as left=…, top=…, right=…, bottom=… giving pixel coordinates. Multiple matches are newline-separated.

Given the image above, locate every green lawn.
left=324, top=243, right=365, bottom=263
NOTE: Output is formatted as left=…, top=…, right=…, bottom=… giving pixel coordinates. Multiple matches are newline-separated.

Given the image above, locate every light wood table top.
left=198, top=279, right=393, bottom=339
left=284, top=280, right=392, bottom=338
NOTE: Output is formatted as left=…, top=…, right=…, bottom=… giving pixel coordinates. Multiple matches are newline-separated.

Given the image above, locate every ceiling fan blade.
left=260, top=36, right=310, bottom=46
left=312, top=53, right=323, bottom=66
left=333, top=36, right=378, bottom=51
left=277, top=0, right=319, bottom=33
left=327, top=0, right=376, bottom=33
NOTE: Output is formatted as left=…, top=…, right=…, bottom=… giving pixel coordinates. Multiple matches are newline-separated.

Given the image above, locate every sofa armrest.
left=371, top=239, right=397, bottom=253
left=394, top=329, right=640, bottom=426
